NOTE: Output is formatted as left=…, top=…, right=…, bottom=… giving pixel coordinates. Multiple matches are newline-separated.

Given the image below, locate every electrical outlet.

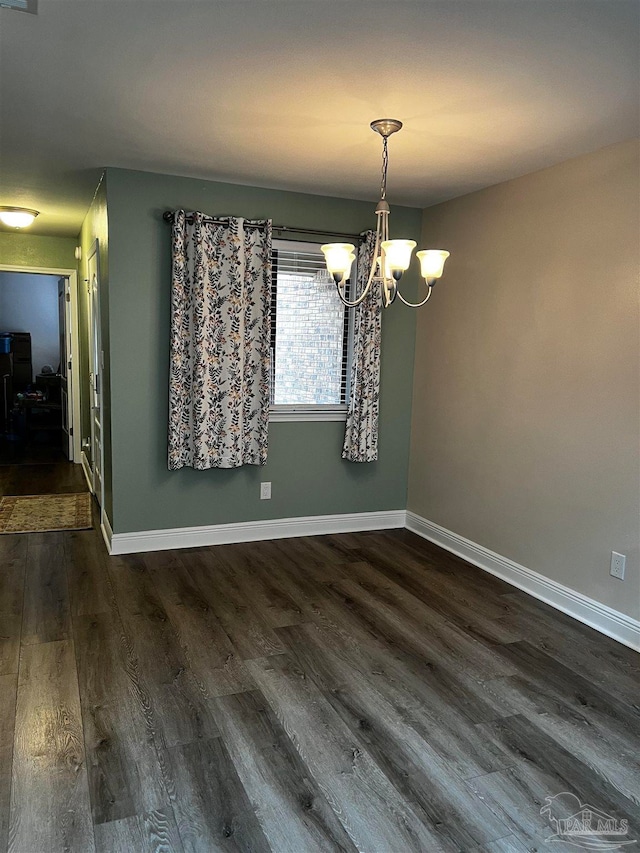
left=610, top=551, right=626, bottom=580
left=260, top=481, right=271, bottom=500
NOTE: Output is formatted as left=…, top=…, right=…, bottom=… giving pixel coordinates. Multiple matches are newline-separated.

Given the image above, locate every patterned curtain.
left=169, top=210, right=272, bottom=470
left=342, top=230, right=382, bottom=462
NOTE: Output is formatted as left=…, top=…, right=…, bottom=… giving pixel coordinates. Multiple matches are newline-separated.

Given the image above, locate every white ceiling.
left=0, top=0, right=638, bottom=237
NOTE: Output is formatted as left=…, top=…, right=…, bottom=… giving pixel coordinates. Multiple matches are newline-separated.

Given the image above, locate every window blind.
left=271, top=241, right=352, bottom=408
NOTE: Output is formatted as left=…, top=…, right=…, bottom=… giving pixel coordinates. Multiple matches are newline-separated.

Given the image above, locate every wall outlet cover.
left=260, top=482, right=271, bottom=500
left=610, top=551, right=626, bottom=581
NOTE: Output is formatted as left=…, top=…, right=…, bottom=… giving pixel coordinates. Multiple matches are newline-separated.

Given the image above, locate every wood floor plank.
left=0, top=536, right=27, bottom=675
left=476, top=834, right=532, bottom=852
left=465, top=764, right=563, bottom=849
left=325, top=571, right=516, bottom=679
left=0, top=674, right=17, bottom=853
left=324, top=531, right=374, bottom=551
left=491, top=641, right=640, bottom=742
left=21, top=533, right=71, bottom=646
left=93, top=808, right=184, bottom=853
left=0, top=467, right=12, bottom=496
left=273, top=550, right=512, bottom=691
left=279, top=623, right=511, bottom=849
left=65, top=530, right=112, bottom=617
left=246, top=653, right=452, bottom=852
left=213, top=689, right=357, bottom=853
left=355, top=536, right=524, bottom=644
left=213, top=542, right=306, bottom=629
left=9, top=640, right=94, bottom=853
left=534, top=711, right=640, bottom=808
left=377, top=530, right=518, bottom=599
left=106, top=554, right=219, bottom=749
left=143, top=551, right=254, bottom=699
left=467, top=713, right=640, bottom=847
left=0, top=462, right=87, bottom=496
left=185, top=550, right=285, bottom=660
left=385, top=529, right=513, bottom=590
left=270, top=536, right=353, bottom=582
left=483, top=653, right=640, bottom=804
left=337, top=558, right=450, bottom=628
left=375, top=529, right=516, bottom=596
left=342, top=551, right=527, bottom=648
left=74, top=612, right=172, bottom=825
left=232, top=542, right=340, bottom=627
left=271, top=557, right=516, bottom=734
left=279, top=620, right=513, bottom=779
left=162, top=737, right=271, bottom=853
left=501, top=591, right=640, bottom=707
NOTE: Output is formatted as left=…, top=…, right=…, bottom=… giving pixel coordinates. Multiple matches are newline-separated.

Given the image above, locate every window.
left=270, top=239, right=354, bottom=421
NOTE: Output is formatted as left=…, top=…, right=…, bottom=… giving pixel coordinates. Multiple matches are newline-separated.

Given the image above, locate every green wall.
left=105, top=167, right=421, bottom=534
left=78, top=175, right=113, bottom=522
left=0, top=232, right=77, bottom=270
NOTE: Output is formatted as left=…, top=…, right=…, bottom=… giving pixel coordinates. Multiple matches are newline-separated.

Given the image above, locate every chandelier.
left=321, top=119, right=449, bottom=309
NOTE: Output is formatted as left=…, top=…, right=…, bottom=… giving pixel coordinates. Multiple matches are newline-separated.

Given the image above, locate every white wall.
left=410, top=140, right=639, bottom=621
left=0, top=272, right=60, bottom=381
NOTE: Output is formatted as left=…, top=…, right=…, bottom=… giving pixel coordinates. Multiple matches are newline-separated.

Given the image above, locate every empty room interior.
left=0, top=1, right=638, bottom=852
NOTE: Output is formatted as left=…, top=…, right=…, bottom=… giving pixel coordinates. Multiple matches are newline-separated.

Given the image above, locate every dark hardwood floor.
left=0, top=457, right=88, bottom=497
left=0, top=470, right=638, bottom=851
left=0, top=433, right=69, bottom=468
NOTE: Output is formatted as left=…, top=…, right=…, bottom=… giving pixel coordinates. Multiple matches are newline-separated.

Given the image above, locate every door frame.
left=58, top=276, right=73, bottom=460
left=86, top=239, right=105, bottom=516
left=0, top=263, right=81, bottom=462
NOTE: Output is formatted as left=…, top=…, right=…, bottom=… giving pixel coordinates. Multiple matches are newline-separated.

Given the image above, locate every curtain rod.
left=162, top=211, right=362, bottom=242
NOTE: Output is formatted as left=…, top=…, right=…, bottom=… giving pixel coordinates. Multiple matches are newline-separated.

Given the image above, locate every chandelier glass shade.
left=321, top=119, right=449, bottom=309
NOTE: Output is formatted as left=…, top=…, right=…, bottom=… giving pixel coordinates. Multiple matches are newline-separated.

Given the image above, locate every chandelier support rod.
left=380, top=136, right=389, bottom=201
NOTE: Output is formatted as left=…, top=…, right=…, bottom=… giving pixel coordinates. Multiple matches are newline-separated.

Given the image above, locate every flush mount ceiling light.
left=0, top=207, right=40, bottom=228
left=322, top=120, right=449, bottom=309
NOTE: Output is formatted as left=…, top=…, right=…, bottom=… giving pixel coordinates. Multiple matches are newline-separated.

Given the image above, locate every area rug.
left=0, top=493, right=92, bottom=534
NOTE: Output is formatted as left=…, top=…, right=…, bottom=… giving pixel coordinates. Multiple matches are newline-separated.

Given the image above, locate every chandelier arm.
left=333, top=282, right=371, bottom=308
left=396, top=284, right=434, bottom=308
left=333, top=224, right=382, bottom=308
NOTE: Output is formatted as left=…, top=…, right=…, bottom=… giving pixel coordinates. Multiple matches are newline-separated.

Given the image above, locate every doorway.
left=0, top=265, right=81, bottom=466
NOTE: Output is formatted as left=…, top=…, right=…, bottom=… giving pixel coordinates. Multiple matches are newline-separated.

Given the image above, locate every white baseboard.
left=406, top=511, right=640, bottom=652
left=81, top=451, right=94, bottom=493
left=100, top=511, right=113, bottom=553
left=108, top=509, right=406, bottom=557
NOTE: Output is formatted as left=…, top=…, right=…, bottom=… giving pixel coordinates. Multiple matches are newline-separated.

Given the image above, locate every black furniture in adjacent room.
left=0, top=352, right=12, bottom=433
left=8, top=332, right=32, bottom=392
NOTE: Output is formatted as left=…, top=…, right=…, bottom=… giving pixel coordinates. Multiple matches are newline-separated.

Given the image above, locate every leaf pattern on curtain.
left=342, top=230, right=382, bottom=463
left=169, top=210, right=272, bottom=470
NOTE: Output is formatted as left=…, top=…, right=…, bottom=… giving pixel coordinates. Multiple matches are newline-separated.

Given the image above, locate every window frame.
left=269, top=238, right=355, bottom=423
